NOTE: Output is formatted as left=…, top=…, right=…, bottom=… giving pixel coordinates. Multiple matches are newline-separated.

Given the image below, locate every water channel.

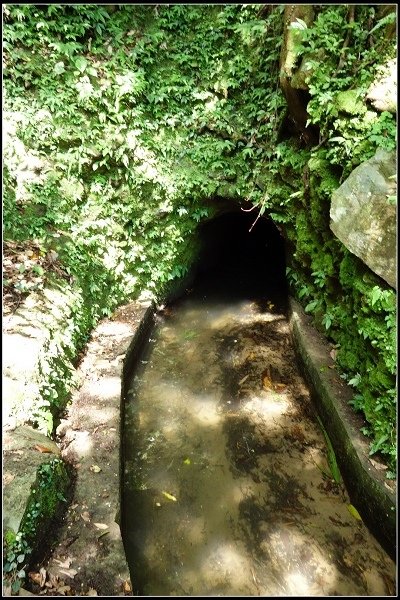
left=122, top=212, right=396, bottom=596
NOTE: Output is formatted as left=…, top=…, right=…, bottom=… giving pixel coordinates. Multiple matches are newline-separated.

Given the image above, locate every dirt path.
left=122, top=296, right=396, bottom=596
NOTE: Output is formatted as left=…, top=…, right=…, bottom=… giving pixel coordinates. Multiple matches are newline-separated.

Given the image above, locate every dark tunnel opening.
left=188, top=210, right=288, bottom=308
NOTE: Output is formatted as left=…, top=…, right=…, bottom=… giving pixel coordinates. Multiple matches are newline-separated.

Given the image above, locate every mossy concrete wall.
left=289, top=298, right=396, bottom=558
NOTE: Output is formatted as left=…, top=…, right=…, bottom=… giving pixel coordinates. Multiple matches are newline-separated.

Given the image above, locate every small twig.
left=249, top=211, right=262, bottom=232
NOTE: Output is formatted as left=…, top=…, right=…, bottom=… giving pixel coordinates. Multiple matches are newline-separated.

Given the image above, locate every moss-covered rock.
left=334, top=89, right=366, bottom=116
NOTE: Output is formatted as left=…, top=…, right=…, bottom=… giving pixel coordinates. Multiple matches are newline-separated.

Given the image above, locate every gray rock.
left=367, top=58, right=397, bottom=114
left=330, top=149, right=397, bottom=289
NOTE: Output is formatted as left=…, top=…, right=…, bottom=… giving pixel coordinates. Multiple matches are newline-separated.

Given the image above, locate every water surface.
left=122, top=291, right=395, bottom=596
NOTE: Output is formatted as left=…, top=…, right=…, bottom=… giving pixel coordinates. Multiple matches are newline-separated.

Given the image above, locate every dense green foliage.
left=3, top=5, right=396, bottom=473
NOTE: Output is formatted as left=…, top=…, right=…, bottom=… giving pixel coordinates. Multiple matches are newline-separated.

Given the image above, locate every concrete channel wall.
left=288, top=297, right=396, bottom=559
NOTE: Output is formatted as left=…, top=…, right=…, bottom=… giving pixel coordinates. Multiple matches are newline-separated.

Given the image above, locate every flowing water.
left=122, top=215, right=395, bottom=596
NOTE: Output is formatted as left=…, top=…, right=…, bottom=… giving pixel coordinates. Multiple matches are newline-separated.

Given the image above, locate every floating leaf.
left=262, top=375, right=273, bottom=390
left=162, top=491, right=177, bottom=502
left=316, top=416, right=342, bottom=483
left=238, top=374, right=249, bottom=385
left=272, top=383, right=287, bottom=393
left=347, top=504, right=362, bottom=521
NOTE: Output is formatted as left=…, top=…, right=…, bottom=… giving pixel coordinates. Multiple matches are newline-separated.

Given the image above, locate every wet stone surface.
left=122, top=296, right=396, bottom=596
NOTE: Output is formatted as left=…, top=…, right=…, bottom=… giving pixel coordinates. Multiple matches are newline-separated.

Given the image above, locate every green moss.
left=3, top=457, right=72, bottom=593
left=334, top=89, right=366, bottom=116
left=20, top=458, right=71, bottom=551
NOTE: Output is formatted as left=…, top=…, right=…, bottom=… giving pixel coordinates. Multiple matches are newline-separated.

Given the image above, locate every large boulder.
left=330, top=149, right=397, bottom=289
left=367, top=58, right=397, bottom=114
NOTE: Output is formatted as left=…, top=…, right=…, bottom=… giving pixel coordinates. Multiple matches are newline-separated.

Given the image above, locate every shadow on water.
left=121, top=211, right=396, bottom=596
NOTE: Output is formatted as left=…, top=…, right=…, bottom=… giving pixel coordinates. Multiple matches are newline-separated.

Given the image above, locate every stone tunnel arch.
left=188, top=206, right=288, bottom=306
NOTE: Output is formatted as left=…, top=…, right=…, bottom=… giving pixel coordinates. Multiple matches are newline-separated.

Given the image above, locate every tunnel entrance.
left=190, top=210, right=287, bottom=306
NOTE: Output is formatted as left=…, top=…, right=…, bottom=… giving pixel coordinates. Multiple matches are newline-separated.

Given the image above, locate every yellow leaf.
left=162, top=491, right=177, bottom=502
left=262, top=375, right=273, bottom=390
left=347, top=504, right=362, bottom=521
left=183, top=458, right=191, bottom=465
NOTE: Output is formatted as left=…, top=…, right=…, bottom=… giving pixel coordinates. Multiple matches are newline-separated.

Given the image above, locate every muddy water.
left=123, top=296, right=396, bottom=596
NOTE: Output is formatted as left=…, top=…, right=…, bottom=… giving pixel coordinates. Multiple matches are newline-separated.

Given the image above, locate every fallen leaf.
left=39, top=567, right=47, bottom=587
left=56, top=585, right=71, bottom=595
left=3, top=472, right=15, bottom=485
left=54, top=558, right=71, bottom=569
left=369, top=458, right=388, bottom=471
left=59, top=568, right=77, bottom=579
left=183, top=458, right=191, bottom=465
left=330, top=348, right=337, bottom=360
left=44, top=572, right=59, bottom=589
left=238, top=374, right=249, bottom=386
left=90, top=465, right=101, bottom=473
left=93, top=523, right=108, bottom=530
left=34, top=444, right=54, bottom=454
left=123, top=581, right=132, bottom=593
left=87, top=588, right=98, bottom=596
left=347, top=504, right=362, bottom=521
left=81, top=511, right=91, bottom=522
left=29, top=572, right=42, bottom=586
left=97, top=530, right=109, bottom=539
left=155, top=502, right=161, bottom=507
left=162, top=491, right=177, bottom=502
